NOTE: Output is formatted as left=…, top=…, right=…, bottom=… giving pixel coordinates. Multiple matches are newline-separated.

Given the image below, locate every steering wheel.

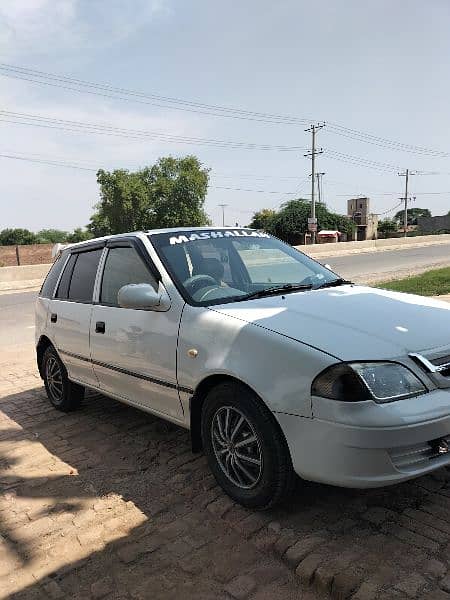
left=183, top=274, right=218, bottom=295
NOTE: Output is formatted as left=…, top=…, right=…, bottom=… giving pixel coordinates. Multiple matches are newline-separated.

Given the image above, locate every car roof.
left=60, top=227, right=254, bottom=252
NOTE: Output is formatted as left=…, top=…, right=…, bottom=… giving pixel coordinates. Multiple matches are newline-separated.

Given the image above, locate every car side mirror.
left=117, top=283, right=170, bottom=311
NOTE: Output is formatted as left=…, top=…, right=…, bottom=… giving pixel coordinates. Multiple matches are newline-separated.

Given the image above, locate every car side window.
left=100, top=246, right=157, bottom=306
left=55, top=254, right=77, bottom=299
left=66, top=249, right=103, bottom=303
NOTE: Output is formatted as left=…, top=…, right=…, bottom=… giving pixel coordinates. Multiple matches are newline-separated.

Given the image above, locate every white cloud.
left=0, top=0, right=77, bottom=54
left=0, top=0, right=170, bottom=58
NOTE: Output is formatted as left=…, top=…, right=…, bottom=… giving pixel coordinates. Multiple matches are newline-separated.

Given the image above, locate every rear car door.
left=90, top=238, right=184, bottom=420
left=49, top=244, right=103, bottom=388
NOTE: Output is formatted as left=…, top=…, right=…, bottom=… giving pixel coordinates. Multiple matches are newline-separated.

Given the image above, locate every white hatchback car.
left=35, top=228, right=450, bottom=509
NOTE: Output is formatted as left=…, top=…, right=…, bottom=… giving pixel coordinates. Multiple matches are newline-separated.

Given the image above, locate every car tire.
left=201, top=381, right=294, bottom=510
left=42, top=346, right=84, bottom=412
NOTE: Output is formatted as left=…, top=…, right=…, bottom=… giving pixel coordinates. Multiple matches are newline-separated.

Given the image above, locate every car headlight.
left=312, top=362, right=427, bottom=403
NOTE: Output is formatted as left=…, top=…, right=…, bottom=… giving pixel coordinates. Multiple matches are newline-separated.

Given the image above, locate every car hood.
left=210, top=285, right=450, bottom=360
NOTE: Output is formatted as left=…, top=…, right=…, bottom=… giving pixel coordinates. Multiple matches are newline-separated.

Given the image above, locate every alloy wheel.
left=45, top=356, right=64, bottom=404
left=211, top=406, right=263, bottom=489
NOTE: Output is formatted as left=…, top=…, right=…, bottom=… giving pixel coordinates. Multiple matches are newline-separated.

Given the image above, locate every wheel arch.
left=189, top=373, right=290, bottom=458
left=36, top=335, right=55, bottom=378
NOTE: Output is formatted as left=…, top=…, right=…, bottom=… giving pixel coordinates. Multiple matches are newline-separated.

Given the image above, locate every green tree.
left=0, top=228, right=36, bottom=245
left=249, top=208, right=276, bottom=231
left=66, top=228, right=93, bottom=243
left=394, top=207, right=431, bottom=225
left=88, top=156, right=210, bottom=236
left=270, top=199, right=355, bottom=244
left=35, top=229, right=69, bottom=244
left=378, top=218, right=398, bottom=234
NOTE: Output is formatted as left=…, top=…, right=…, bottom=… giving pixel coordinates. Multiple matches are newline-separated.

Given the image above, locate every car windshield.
left=150, top=229, right=341, bottom=306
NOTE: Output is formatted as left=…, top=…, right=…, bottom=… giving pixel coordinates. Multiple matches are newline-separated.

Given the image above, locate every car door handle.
left=95, top=321, right=105, bottom=334
left=50, top=313, right=57, bottom=323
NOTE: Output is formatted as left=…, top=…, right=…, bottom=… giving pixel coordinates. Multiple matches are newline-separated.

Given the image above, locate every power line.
left=326, top=123, right=450, bottom=159
left=2, top=62, right=450, bottom=158
left=0, top=110, right=307, bottom=152
left=324, top=149, right=403, bottom=172
left=1, top=152, right=448, bottom=218
left=0, top=152, right=98, bottom=171
left=0, top=63, right=312, bottom=126
left=335, top=191, right=450, bottom=196
left=375, top=201, right=404, bottom=216
left=211, top=172, right=305, bottom=181
left=212, top=185, right=298, bottom=195
left=0, top=151, right=305, bottom=196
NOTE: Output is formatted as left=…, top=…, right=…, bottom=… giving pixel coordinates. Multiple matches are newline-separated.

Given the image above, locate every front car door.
left=90, top=237, right=184, bottom=421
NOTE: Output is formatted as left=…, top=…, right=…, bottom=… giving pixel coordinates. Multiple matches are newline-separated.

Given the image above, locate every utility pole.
left=316, top=172, right=325, bottom=205
left=218, top=203, right=228, bottom=227
left=305, top=123, right=325, bottom=243
left=398, top=170, right=416, bottom=237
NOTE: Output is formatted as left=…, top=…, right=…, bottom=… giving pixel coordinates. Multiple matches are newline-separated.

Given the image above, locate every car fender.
left=177, top=304, right=336, bottom=419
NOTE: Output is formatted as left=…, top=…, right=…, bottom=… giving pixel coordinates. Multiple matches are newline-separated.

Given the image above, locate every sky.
left=1, top=0, right=450, bottom=231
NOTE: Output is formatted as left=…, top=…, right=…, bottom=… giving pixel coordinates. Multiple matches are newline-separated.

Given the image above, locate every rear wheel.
left=201, top=381, right=294, bottom=509
left=42, top=346, right=84, bottom=411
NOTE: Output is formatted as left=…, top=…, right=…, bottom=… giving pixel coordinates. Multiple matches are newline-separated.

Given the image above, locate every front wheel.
left=42, top=346, right=84, bottom=411
left=201, top=381, right=294, bottom=510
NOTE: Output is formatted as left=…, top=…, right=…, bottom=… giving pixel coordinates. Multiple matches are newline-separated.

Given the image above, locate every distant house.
left=347, top=197, right=378, bottom=240
left=317, top=230, right=340, bottom=243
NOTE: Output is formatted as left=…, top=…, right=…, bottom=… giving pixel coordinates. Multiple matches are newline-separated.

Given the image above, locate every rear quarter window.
left=39, top=254, right=66, bottom=298
left=55, top=254, right=77, bottom=299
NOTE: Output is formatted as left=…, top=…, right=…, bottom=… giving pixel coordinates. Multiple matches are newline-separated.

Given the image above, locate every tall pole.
left=398, top=170, right=415, bottom=237
left=218, top=203, right=228, bottom=227
left=403, top=169, right=409, bottom=238
left=305, top=124, right=324, bottom=244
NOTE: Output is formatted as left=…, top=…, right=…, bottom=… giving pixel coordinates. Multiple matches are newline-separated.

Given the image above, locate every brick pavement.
left=0, top=358, right=449, bottom=599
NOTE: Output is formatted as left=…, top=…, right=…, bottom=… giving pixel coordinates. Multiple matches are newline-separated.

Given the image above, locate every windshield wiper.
left=239, top=283, right=313, bottom=301
left=314, top=277, right=352, bottom=290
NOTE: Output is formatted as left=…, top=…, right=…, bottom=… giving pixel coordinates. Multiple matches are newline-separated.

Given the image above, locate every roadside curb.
left=0, top=279, right=42, bottom=295
left=300, top=236, right=450, bottom=260
left=304, top=242, right=450, bottom=260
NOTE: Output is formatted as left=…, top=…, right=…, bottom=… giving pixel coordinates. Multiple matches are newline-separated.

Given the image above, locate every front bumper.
left=275, top=390, right=450, bottom=488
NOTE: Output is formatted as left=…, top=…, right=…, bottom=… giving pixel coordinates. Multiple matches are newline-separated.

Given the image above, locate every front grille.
left=430, top=355, right=450, bottom=377
left=389, top=435, right=450, bottom=472
left=431, top=354, right=450, bottom=367
left=410, top=352, right=450, bottom=379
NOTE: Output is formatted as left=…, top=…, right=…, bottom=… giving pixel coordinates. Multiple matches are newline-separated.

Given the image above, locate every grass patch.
left=375, top=266, right=450, bottom=296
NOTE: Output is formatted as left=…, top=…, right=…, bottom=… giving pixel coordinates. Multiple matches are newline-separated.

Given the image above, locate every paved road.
left=323, top=243, right=450, bottom=282
left=0, top=291, right=36, bottom=367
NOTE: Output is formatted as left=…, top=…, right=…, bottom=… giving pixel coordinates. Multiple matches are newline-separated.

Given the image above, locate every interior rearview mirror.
left=117, top=283, right=169, bottom=311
